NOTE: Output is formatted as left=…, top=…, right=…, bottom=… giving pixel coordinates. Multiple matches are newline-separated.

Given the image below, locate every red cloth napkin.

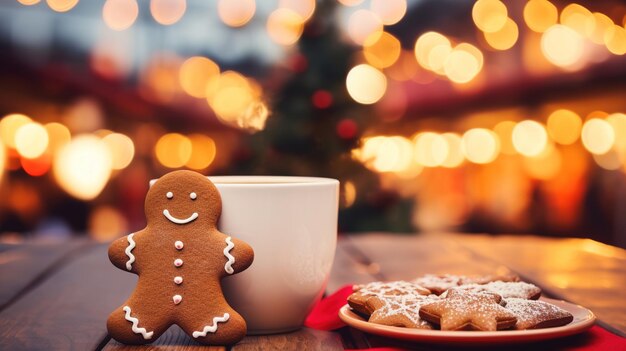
left=304, top=285, right=626, bottom=350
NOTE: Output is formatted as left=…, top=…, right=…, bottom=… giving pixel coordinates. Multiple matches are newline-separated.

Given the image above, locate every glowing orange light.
left=267, top=8, right=305, bottom=46
left=363, top=31, right=401, bottom=69
left=21, top=153, right=52, bottom=177
left=155, top=133, right=192, bottom=168
left=493, top=120, right=517, bottom=155
left=0, top=114, right=32, bottom=149
left=186, top=134, right=217, bottom=170
left=441, top=133, right=464, bottom=168
left=523, top=0, right=557, bottom=33
left=18, top=0, right=40, bottom=5
left=605, top=25, right=626, bottom=55
left=218, top=0, right=255, bottom=28
left=484, top=17, right=519, bottom=50
left=89, top=206, right=129, bottom=242
left=103, top=0, right=139, bottom=31
left=523, top=146, right=561, bottom=180
left=150, top=0, right=186, bottom=26
left=47, top=0, right=78, bottom=12
left=444, top=45, right=481, bottom=83
left=560, top=4, right=595, bottom=37
left=546, top=109, right=581, bottom=145
left=413, top=132, right=448, bottom=167
left=414, top=32, right=450, bottom=70
left=472, top=0, right=508, bottom=33
left=589, top=12, right=613, bottom=45
left=179, top=56, right=220, bottom=98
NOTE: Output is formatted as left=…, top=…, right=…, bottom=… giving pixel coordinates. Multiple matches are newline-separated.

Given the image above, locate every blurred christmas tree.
left=232, top=1, right=413, bottom=233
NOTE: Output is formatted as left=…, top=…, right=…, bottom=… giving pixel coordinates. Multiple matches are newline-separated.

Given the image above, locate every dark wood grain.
left=103, top=325, right=225, bottom=351
left=231, top=328, right=343, bottom=351
left=0, top=239, right=90, bottom=310
left=0, top=243, right=136, bottom=351
left=326, top=236, right=380, bottom=293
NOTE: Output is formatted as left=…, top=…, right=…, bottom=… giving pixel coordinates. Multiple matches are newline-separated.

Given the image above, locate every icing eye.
left=166, top=192, right=173, bottom=199
left=190, top=192, right=197, bottom=200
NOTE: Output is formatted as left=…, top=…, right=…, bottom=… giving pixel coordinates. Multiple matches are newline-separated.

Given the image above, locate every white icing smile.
left=163, top=209, right=198, bottom=224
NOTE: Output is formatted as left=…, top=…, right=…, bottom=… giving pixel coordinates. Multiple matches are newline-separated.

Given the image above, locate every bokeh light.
left=461, top=128, right=499, bottom=164
left=338, top=0, right=363, bottom=6
left=18, top=0, right=40, bottom=5
left=218, top=0, right=255, bottom=28
left=46, top=0, right=78, bottom=12
left=593, top=149, right=623, bottom=171
left=0, top=138, right=5, bottom=182
left=102, top=0, right=138, bottom=31
left=346, top=64, right=387, bottom=105
left=607, top=113, right=626, bottom=153
left=267, top=8, right=305, bottom=46
left=604, top=25, right=626, bottom=55
left=472, top=0, right=508, bottom=33
left=512, top=120, right=548, bottom=157
left=186, top=134, right=217, bottom=170
left=589, top=12, right=613, bottom=45
left=15, top=122, right=49, bottom=159
left=279, top=0, right=315, bottom=22
left=89, top=206, right=128, bottom=242
left=45, top=123, right=71, bottom=153
left=414, top=32, right=450, bottom=71
left=102, top=133, right=134, bottom=170
left=206, top=71, right=266, bottom=130
left=0, top=114, right=32, bottom=149
left=493, top=120, right=517, bottom=155
left=370, top=0, right=406, bottom=26
left=523, top=146, right=562, bottom=180
left=484, top=17, right=519, bottom=50
left=440, top=133, right=464, bottom=168
left=363, top=31, right=401, bottom=69
left=546, top=109, right=582, bottom=145
left=155, top=133, right=192, bottom=168
left=21, top=153, right=52, bottom=177
left=444, top=45, right=482, bottom=83
left=581, top=118, right=615, bottom=155
left=343, top=181, right=356, bottom=207
left=359, top=136, right=413, bottom=173
left=413, top=132, right=448, bottom=167
left=54, top=135, right=112, bottom=200
left=179, top=56, right=220, bottom=98
left=150, top=0, right=186, bottom=26
left=560, top=4, right=594, bottom=37
left=523, top=0, right=557, bottom=33
left=541, top=25, right=584, bottom=68
left=347, top=9, right=383, bottom=45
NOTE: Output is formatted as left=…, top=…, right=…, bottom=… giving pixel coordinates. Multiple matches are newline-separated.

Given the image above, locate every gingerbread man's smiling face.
left=144, top=170, right=222, bottom=228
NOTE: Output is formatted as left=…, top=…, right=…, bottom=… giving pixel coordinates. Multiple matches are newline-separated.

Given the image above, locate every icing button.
left=174, top=259, right=183, bottom=267
left=173, top=295, right=182, bottom=305
left=174, top=276, right=183, bottom=285
left=175, top=241, right=184, bottom=250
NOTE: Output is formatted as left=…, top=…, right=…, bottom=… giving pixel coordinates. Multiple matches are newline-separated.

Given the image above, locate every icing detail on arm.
left=163, top=209, right=198, bottom=224
left=192, top=313, right=230, bottom=338
left=123, top=306, right=154, bottom=340
left=125, top=233, right=136, bottom=271
left=223, top=237, right=235, bottom=274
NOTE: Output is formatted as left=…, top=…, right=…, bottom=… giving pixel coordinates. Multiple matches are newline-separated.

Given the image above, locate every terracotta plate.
left=338, top=298, right=595, bottom=345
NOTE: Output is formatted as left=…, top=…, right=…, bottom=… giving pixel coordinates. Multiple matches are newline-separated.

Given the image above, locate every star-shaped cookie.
left=348, top=281, right=431, bottom=316
left=366, top=294, right=441, bottom=329
left=419, top=289, right=517, bottom=331
left=505, top=298, right=573, bottom=330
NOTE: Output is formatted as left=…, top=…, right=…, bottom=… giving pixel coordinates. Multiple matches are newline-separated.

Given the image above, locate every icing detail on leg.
left=192, top=313, right=230, bottom=338
left=125, top=234, right=136, bottom=271
left=223, top=237, right=235, bottom=274
left=122, top=306, right=154, bottom=340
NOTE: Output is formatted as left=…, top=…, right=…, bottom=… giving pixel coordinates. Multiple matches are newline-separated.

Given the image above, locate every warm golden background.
left=1, top=0, right=625, bottom=248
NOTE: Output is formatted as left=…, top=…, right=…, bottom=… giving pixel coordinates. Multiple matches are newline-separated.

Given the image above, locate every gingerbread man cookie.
left=107, top=170, right=254, bottom=345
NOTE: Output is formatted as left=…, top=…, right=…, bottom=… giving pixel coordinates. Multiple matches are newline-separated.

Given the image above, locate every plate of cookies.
left=339, top=274, right=595, bottom=345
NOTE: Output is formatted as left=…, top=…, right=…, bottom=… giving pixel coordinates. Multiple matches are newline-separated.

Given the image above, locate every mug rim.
left=208, top=175, right=339, bottom=187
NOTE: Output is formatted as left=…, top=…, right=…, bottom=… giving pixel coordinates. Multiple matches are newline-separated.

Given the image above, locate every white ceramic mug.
left=208, top=176, right=339, bottom=335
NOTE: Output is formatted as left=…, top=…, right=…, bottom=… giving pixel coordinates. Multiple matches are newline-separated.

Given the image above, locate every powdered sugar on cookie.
left=505, top=298, right=573, bottom=329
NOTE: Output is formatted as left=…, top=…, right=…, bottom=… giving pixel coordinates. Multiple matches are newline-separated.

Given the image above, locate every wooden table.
left=0, top=233, right=624, bottom=350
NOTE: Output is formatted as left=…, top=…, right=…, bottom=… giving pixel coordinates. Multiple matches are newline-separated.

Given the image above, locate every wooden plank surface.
left=232, top=328, right=343, bottom=351
left=103, top=325, right=225, bottom=351
left=0, top=243, right=136, bottom=351
left=452, top=234, right=626, bottom=336
left=0, top=239, right=89, bottom=310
